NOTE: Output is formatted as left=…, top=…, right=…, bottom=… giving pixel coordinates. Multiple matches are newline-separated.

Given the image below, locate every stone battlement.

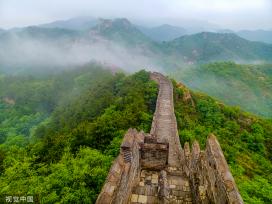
left=96, top=129, right=145, bottom=204
left=185, top=134, right=243, bottom=204
left=96, top=72, right=243, bottom=204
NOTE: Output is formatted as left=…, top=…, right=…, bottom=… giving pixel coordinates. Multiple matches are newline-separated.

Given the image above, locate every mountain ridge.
left=237, top=29, right=272, bottom=44
left=88, top=18, right=154, bottom=46
left=2, top=16, right=271, bottom=44
left=138, top=24, right=186, bottom=42
left=1, top=18, right=272, bottom=74
left=39, top=16, right=98, bottom=30
left=164, top=32, right=272, bottom=63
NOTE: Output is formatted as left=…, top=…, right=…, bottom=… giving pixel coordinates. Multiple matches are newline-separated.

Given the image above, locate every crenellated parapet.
left=96, top=129, right=145, bottom=204
left=187, top=134, right=243, bottom=204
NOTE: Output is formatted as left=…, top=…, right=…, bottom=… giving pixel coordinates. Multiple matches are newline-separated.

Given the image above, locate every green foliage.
left=0, top=147, right=112, bottom=203
left=0, top=66, right=158, bottom=203
left=196, top=97, right=224, bottom=127
left=165, top=33, right=272, bottom=63
left=173, top=81, right=272, bottom=203
left=0, top=63, right=113, bottom=144
left=171, top=62, right=272, bottom=118
left=238, top=176, right=272, bottom=204
left=32, top=70, right=157, bottom=162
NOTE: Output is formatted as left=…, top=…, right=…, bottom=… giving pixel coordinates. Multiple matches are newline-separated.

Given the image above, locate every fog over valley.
left=1, top=17, right=272, bottom=75
left=0, top=27, right=163, bottom=73
left=1, top=0, right=271, bottom=73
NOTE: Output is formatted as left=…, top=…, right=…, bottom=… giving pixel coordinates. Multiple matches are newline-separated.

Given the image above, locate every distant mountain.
left=164, top=32, right=272, bottom=63
left=0, top=18, right=165, bottom=73
left=14, top=26, right=78, bottom=39
left=1, top=18, right=272, bottom=117
left=217, top=29, right=234, bottom=33
left=36, top=16, right=272, bottom=45
left=89, top=18, right=155, bottom=47
left=236, top=30, right=272, bottom=44
left=138, top=24, right=186, bottom=42
left=0, top=26, right=79, bottom=50
left=1, top=18, right=272, bottom=72
left=133, top=18, right=220, bottom=34
left=39, top=16, right=98, bottom=30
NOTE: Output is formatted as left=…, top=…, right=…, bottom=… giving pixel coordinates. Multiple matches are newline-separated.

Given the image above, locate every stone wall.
left=96, top=129, right=144, bottom=204
left=188, top=134, right=243, bottom=204
left=150, top=72, right=184, bottom=167
left=149, top=72, right=161, bottom=137
left=140, top=135, right=169, bottom=170
left=96, top=72, right=243, bottom=204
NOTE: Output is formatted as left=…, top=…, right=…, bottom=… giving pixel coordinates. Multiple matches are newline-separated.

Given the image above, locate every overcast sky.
left=0, top=0, right=271, bottom=30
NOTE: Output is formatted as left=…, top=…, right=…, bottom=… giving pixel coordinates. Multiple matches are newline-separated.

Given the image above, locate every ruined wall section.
left=140, top=135, right=169, bottom=170
left=205, top=134, right=243, bottom=204
left=188, top=134, right=243, bottom=204
left=96, top=129, right=144, bottom=204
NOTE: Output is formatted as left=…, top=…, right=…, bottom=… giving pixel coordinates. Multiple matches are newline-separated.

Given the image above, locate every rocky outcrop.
left=96, top=72, right=243, bottom=204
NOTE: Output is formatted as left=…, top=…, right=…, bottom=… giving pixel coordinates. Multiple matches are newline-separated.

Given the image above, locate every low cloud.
left=0, top=32, right=163, bottom=73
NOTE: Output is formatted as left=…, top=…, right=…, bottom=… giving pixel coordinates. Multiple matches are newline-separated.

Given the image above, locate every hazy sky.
left=0, top=0, right=271, bottom=30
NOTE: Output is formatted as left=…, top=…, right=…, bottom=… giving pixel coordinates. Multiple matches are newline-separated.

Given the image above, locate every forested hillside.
left=0, top=66, right=158, bottom=203
left=173, top=81, right=272, bottom=203
left=163, top=32, right=272, bottom=64
left=1, top=19, right=272, bottom=121
left=1, top=64, right=272, bottom=203
left=171, top=62, right=272, bottom=118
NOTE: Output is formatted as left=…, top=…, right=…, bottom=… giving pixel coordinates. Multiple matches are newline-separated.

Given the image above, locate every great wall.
left=96, top=72, right=244, bottom=204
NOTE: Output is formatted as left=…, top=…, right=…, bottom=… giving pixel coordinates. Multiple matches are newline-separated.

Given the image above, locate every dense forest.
left=0, top=63, right=272, bottom=203
left=0, top=65, right=158, bottom=203
left=173, top=80, right=272, bottom=203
